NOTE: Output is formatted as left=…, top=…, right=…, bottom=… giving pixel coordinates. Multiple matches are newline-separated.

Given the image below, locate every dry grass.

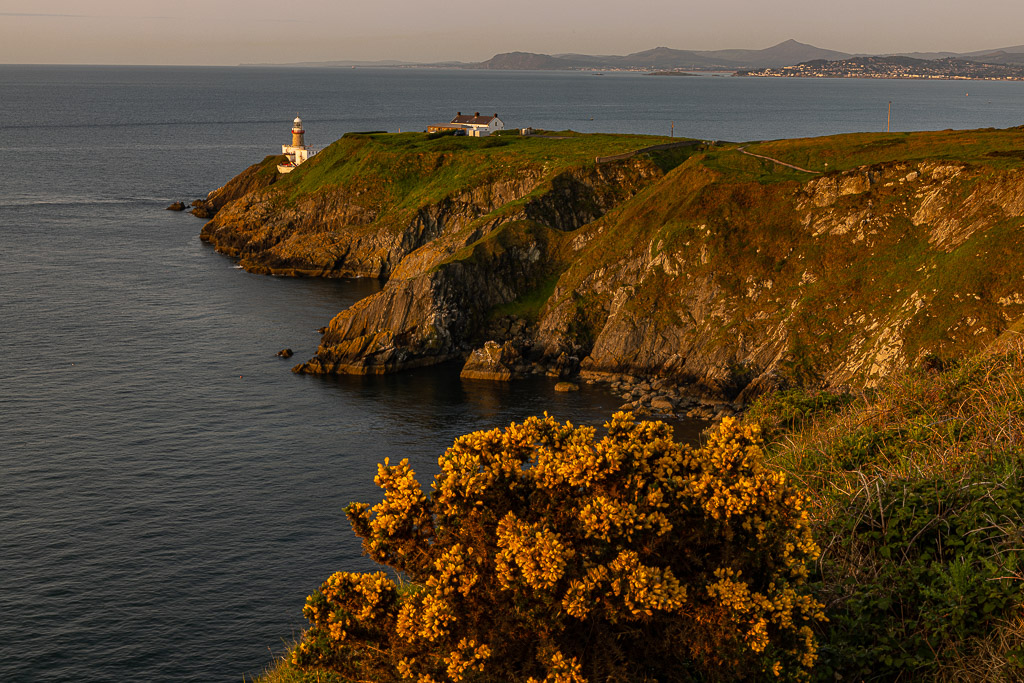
left=757, top=336, right=1024, bottom=501
left=251, top=647, right=344, bottom=683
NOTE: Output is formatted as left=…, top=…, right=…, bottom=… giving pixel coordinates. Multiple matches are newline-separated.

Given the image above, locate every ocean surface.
left=2, top=66, right=1023, bottom=682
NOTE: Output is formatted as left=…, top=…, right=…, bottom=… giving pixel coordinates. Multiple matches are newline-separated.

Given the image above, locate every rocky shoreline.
left=455, top=336, right=737, bottom=420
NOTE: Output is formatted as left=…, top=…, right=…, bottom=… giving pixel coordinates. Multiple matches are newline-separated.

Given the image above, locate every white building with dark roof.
left=428, top=112, right=505, bottom=137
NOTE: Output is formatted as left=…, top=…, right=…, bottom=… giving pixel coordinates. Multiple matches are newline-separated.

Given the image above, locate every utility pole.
left=887, top=101, right=891, bottom=133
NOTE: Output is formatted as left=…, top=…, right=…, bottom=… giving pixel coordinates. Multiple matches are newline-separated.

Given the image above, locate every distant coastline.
left=247, top=38, right=1024, bottom=79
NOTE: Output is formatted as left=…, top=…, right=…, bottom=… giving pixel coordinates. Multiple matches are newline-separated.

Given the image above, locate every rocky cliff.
left=197, top=128, right=1024, bottom=408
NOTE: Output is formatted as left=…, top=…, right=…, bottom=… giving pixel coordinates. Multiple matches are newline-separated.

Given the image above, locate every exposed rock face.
left=565, top=157, right=1024, bottom=395
left=200, top=129, right=1024, bottom=403
left=530, top=155, right=1024, bottom=399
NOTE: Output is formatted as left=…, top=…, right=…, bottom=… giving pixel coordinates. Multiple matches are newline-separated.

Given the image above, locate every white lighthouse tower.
left=278, top=114, right=316, bottom=173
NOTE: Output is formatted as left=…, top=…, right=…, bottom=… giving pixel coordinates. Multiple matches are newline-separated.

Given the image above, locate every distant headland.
left=244, top=39, right=1024, bottom=81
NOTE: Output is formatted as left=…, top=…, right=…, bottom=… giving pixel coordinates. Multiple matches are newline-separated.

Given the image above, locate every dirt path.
left=737, top=147, right=820, bottom=174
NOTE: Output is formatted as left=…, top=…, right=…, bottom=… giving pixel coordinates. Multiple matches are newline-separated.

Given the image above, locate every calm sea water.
left=2, top=66, right=1023, bottom=682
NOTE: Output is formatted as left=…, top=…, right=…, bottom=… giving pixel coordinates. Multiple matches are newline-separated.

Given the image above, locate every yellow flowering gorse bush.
left=293, top=413, right=823, bottom=682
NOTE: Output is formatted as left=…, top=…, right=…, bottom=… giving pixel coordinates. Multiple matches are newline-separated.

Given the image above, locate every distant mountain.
left=884, top=51, right=963, bottom=61
left=966, top=50, right=1024, bottom=66
left=694, top=39, right=851, bottom=68
left=965, top=44, right=1024, bottom=57
left=605, top=46, right=741, bottom=69
left=471, top=40, right=853, bottom=71
left=473, top=52, right=577, bottom=70
left=880, top=44, right=1024, bottom=65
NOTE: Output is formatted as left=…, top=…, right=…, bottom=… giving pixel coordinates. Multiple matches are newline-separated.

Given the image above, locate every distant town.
left=738, top=56, right=1024, bottom=81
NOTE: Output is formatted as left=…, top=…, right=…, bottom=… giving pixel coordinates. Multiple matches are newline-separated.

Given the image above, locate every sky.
left=1, top=0, right=1023, bottom=65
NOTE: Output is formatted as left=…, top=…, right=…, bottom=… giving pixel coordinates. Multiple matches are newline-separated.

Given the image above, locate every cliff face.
left=198, top=128, right=1024, bottom=402
left=537, top=155, right=1024, bottom=399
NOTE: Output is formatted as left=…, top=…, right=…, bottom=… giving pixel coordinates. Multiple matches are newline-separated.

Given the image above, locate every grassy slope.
left=746, top=127, right=1024, bottom=174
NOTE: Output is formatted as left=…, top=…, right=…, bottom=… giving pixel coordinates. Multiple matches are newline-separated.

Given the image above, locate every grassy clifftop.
left=277, top=130, right=672, bottom=201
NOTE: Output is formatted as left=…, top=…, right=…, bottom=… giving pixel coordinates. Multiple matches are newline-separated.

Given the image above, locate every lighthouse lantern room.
left=278, top=114, right=317, bottom=173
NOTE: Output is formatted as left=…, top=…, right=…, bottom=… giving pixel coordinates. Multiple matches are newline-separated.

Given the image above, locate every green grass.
left=745, top=127, right=1024, bottom=174
left=489, top=273, right=561, bottom=322
left=253, top=130, right=683, bottom=252
left=278, top=131, right=676, bottom=199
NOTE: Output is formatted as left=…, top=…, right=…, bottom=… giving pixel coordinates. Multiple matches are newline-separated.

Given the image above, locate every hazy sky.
left=2, top=0, right=1023, bottom=65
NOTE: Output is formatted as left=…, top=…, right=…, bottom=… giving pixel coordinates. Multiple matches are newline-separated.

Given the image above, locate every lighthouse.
left=278, top=114, right=317, bottom=174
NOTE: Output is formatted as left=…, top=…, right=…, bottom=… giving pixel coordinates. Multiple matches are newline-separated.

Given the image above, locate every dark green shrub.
left=746, top=388, right=854, bottom=442
left=811, top=474, right=1024, bottom=680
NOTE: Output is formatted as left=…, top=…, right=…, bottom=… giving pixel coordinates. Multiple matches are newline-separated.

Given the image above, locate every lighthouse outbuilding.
left=278, top=115, right=316, bottom=173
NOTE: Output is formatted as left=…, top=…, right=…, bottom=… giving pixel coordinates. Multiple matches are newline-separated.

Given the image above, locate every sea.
left=2, top=65, right=1023, bottom=682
